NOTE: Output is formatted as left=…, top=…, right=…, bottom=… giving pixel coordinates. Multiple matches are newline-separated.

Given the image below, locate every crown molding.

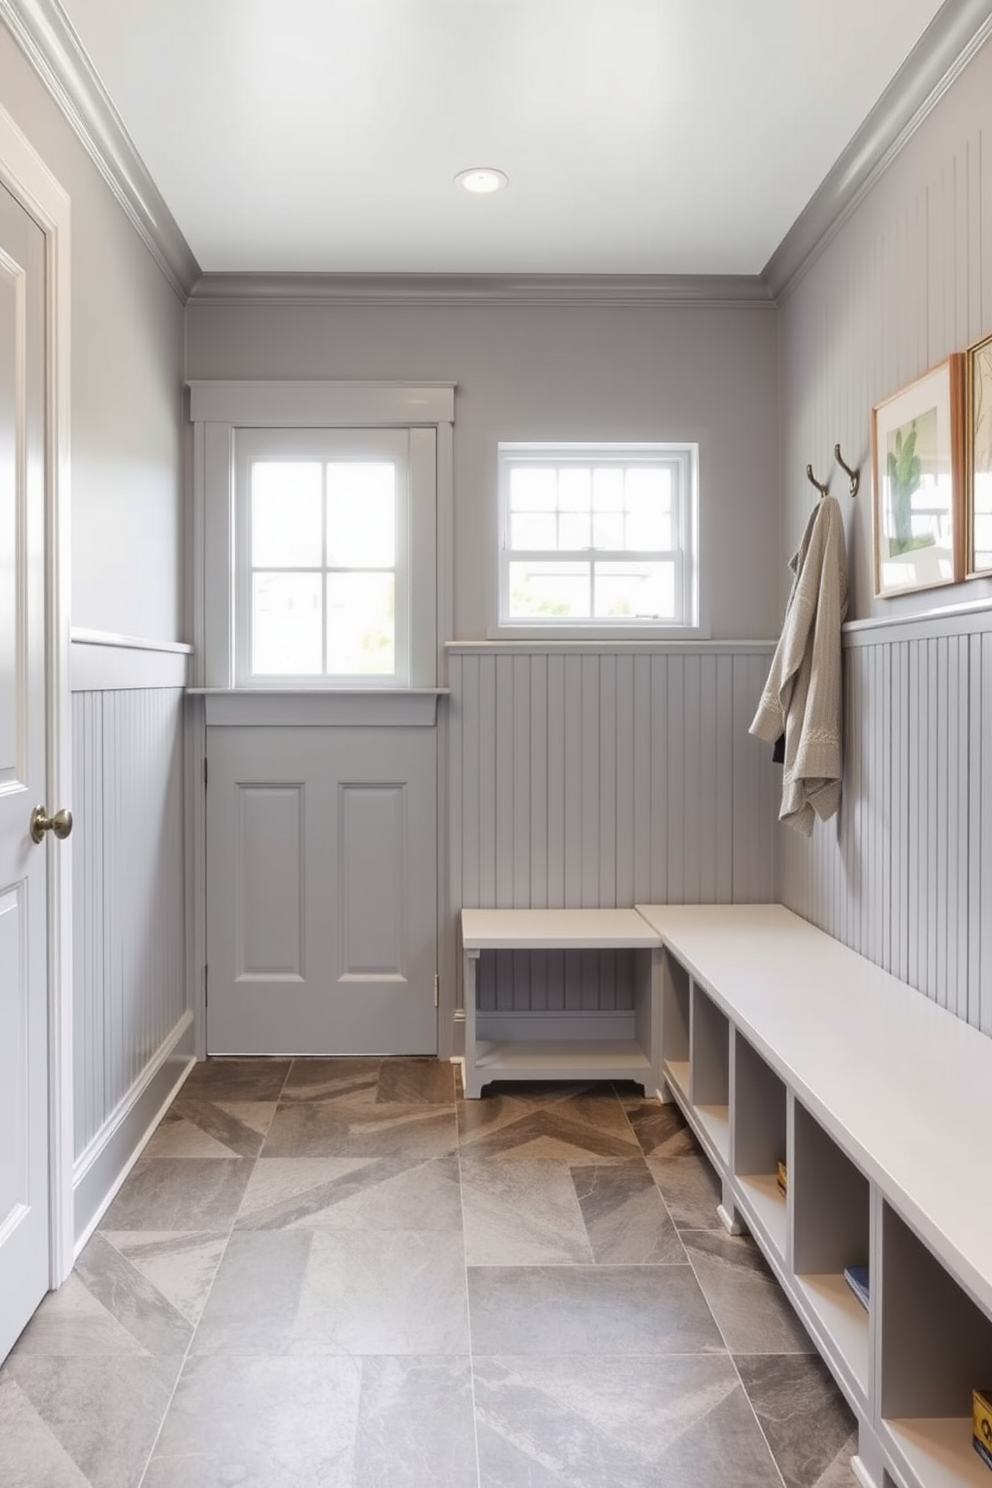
left=764, top=0, right=992, bottom=303
left=0, top=0, right=200, bottom=298
left=186, top=271, right=775, bottom=310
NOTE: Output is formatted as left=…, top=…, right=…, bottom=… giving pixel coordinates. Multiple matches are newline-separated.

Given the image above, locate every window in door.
left=234, top=428, right=414, bottom=686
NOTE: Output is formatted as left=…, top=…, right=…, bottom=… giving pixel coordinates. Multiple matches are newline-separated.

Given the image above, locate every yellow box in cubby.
left=974, top=1388, right=992, bottom=1472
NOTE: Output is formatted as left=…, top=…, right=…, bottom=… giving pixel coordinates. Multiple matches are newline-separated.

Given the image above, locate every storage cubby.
left=792, top=1100, right=871, bottom=1403
left=732, top=1033, right=787, bottom=1259
left=659, top=950, right=690, bottom=1100
left=690, top=987, right=730, bottom=1163
left=880, top=1202, right=992, bottom=1488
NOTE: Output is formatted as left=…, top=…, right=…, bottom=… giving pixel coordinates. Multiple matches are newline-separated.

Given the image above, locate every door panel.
left=236, top=784, right=305, bottom=979
left=0, top=180, right=49, bottom=1360
left=207, top=725, right=437, bottom=1054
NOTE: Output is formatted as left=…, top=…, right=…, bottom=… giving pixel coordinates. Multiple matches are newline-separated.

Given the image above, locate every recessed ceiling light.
left=455, top=167, right=508, bottom=195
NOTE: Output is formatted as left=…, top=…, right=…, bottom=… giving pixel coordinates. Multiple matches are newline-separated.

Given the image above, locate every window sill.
left=189, top=688, right=448, bottom=727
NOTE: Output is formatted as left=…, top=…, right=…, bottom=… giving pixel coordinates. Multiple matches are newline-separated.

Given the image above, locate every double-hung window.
left=496, top=441, right=700, bottom=635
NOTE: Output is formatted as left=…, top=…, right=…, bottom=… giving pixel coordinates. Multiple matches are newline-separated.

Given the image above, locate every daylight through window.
left=497, top=443, right=699, bottom=632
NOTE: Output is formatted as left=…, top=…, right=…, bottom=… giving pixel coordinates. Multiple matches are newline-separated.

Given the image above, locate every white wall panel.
left=449, top=645, right=778, bottom=1013
left=72, top=687, right=186, bottom=1160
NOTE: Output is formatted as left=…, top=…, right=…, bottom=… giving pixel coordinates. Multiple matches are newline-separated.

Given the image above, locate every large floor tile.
left=457, top=1087, right=641, bottom=1162
left=280, top=1057, right=383, bottom=1105
left=181, top=1057, right=291, bottom=1102
left=99, top=1232, right=228, bottom=1329
left=571, top=1160, right=686, bottom=1264
left=235, top=1155, right=463, bottom=1231
left=1, top=1356, right=180, bottom=1488
left=376, top=1057, right=458, bottom=1105
left=97, top=1157, right=253, bottom=1232
left=190, top=1231, right=312, bottom=1355
left=623, top=1098, right=700, bottom=1159
left=0, top=1370, right=91, bottom=1488
left=647, top=1150, right=723, bottom=1230
left=291, top=1230, right=470, bottom=1356
left=468, top=1264, right=724, bottom=1356
left=684, top=1231, right=815, bottom=1354
left=70, top=1233, right=193, bottom=1356
left=11, top=1275, right=150, bottom=1359
left=143, top=1099, right=276, bottom=1159
left=352, top=1356, right=478, bottom=1488
left=141, top=1355, right=362, bottom=1488
left=735, top=1353, right=859, bottom=1488
left=474, top=1354, right=780, bottom=1488
left=460, top=1158, right=593, bottom=1266
left=262, top=1101, right=459, bottom=1158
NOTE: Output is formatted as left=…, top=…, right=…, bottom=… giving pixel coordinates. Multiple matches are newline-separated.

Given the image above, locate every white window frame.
left=493, top=440, right=703, bottom=639
left=189, top=381, right=454, bottom=691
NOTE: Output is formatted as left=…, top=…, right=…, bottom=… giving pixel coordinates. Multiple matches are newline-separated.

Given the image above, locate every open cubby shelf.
left=637, top=903, right=992, bottom=1488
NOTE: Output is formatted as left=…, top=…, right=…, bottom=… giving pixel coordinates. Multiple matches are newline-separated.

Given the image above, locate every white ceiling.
left=58, top=0, right=948, bottom=276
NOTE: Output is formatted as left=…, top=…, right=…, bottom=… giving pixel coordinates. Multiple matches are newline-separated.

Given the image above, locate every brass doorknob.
left=30, top=806, right=73, bottom=844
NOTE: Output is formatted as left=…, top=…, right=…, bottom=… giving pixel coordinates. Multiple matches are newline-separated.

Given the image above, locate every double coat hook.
left=805, top=445, right=861, bottom=499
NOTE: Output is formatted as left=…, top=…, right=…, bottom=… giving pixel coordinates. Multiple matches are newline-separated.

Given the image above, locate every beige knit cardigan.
left=750, top=494, right=848, bottom=836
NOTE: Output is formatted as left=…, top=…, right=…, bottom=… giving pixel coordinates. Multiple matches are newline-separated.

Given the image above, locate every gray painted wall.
left=777, top=32, right=992, bottom=1034
left=184, top=299, right=782, bottom=641
left=2, top=26, right=191, bottom=1240
left=1, top=25, right=186, bottom=641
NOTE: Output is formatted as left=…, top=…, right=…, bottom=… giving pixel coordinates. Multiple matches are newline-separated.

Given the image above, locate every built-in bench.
left=637, top=902, right=992, bottom=1488
left=460, top=901, right=992, bottom=1488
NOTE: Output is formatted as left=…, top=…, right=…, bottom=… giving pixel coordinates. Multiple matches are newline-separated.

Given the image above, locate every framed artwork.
left=871, top=354, right=964, bottom=598
left=966, top=329, right=992, bottom=575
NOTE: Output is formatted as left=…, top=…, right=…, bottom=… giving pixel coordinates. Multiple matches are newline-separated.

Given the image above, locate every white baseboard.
left=851, top=1455, right=880, bottom=1488
left=72, top=1012, right=195, bottom=1254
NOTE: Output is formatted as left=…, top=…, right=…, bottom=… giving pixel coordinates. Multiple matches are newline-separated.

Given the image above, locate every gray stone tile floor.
left=0, top=1059, right=859, bottom=1487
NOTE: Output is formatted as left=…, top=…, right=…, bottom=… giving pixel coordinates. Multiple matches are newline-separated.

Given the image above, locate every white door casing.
left=0, top=107, right=73, bottom=1350
left=206, top=721, right=438, bottom=1054
left=0, top=174, right=49, bottom=1361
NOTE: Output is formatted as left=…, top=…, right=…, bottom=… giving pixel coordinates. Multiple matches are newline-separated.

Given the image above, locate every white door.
left=206, top=724, right=438, bottom=1054
left=0, top=180, right=51, bottom=1358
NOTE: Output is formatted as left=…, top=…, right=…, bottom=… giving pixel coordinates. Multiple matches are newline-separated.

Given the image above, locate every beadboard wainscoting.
left=775, top=23, right=992, bottom=1042
left=446, top=645, right=779, bottom=1033
left=781, top=612, right=992, bottom=1037
left=70, top=636, right=193, bottom=1248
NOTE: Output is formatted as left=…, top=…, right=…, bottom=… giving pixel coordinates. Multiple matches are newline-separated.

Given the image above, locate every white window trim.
left=490, top=439, right=707, bottom=641
left=189, top=381, right=454, bottom=690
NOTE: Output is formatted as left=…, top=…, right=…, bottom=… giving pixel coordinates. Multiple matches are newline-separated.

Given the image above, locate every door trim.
left=0, top=104, right=73, bottom=1287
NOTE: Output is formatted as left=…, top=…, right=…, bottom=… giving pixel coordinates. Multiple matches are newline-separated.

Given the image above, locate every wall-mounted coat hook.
left=833, top=444, right=860, bottom=498
left=805, top=463, right=831, bottom=498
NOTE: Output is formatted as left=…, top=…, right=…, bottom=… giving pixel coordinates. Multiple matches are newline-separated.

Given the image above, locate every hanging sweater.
left=750, top=495, right=848, bottom=836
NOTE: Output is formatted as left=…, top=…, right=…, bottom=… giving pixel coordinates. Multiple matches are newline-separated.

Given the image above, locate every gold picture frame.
left=966, top=329, right=992, bottom=576
left=871, top=354, right=964, bottom=598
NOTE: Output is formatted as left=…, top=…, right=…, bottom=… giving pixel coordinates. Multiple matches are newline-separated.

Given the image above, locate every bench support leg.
left=717, top=1177, right=747, bottom=1236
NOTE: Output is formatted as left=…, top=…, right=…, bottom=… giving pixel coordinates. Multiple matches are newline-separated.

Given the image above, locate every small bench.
left=460, top=908, right=661, bottom=1100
